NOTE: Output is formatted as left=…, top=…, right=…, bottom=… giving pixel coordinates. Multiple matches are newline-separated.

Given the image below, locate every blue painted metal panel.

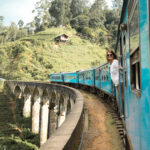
left=50, top=73, right=63, bottom=82
left=116, top=0, right=150, bottom=149
left=79, top=69, right=95, bottom=87
left=63, top=72, right=78, bottom=83
left=139, top=0, right=150, bottom=149
left=79, top=71, right=84, bottom=85
left=99, top=63, right=113, bottom=95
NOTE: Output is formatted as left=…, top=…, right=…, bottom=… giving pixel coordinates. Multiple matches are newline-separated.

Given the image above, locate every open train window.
left=128, top=0, right=141, bottom=95
left=95, top=70, right=99, bottom=80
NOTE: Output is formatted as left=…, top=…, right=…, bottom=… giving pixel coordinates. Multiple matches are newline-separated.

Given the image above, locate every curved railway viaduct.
left=2, top=81, right=84, bottom=150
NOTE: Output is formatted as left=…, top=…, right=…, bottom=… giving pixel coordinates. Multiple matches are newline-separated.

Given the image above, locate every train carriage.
left=50, top=73, right=64, bottom=83
left=98, top=63, right=115, bottom=96
left=116, top=0, right=150, bottom=149
left=63, top=72, right=78, bottom=84
left=78, top=68, right=95, bottom=87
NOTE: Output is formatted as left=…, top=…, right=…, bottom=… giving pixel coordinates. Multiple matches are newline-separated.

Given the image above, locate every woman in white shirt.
left=106, top=50, right=124, bottom=118
left=106, top=50, right=122, bottom=92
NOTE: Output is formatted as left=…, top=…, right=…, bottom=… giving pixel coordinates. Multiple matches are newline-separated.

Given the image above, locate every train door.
left=121, top=30, right=127, bottom=118
left=118, top=34, right=126, bottom=118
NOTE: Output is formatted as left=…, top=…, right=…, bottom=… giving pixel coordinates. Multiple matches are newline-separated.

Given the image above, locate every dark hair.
left=106, top=50, right=118, bottom=62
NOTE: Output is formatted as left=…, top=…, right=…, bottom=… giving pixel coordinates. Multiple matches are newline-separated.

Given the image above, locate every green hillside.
left=0, top=26, right=106, bottom=81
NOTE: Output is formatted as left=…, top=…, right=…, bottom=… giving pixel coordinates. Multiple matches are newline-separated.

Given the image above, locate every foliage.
left=70, top=15, right=89, bottom=32
left=0, top=27, right=106, bottom=81
left=89, top=17, right=102, bottom=28
left=49, top=0, right=71, bottom=26
left=0, top=85, right=39, bottom=149
left=33, top=0, right=52, bottom=32
left=70, top=0, right=88, bottom=18
left=0, top=138, right=38, bottom=150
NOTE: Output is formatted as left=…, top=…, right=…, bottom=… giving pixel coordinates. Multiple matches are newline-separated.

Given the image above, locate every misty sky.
left=0, top=0, right=112, bottom=26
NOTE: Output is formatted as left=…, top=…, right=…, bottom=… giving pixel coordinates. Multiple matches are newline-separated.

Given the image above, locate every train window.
left=107, top=75, right=109, bottom=81
left=89, top=72, right=91, bottom=80
left=128, top=2, right=139, bottom=53
left=131, top=61, right=141, bottom=90
left=104, top=75, right=106, bottom=81
left=95, top=70, right=99, bottom=80
left=128, top=1, right=141, bottom=93
left=85, top=72, right=91, bottom=80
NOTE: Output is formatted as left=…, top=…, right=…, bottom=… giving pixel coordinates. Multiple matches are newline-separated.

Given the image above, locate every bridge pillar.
left=58, top=96, right=66, bottom=127
left=40, top=98, right=49, bottom=146
left=32, top=95, right=41, bottom=133
left=49, top=103, right=58, bottom=136
left=58, top=109, right=66, bottom=127
left=23, top=94, right=31, bottom=118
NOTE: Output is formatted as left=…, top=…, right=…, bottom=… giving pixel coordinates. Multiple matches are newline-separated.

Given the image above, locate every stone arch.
left=24, top=86, right=31, bottom=95
left=50, top=92, right=57, bottom=110
left=41, top=89, right=49, bottom=105
left=23, top=86, right=32, bottom=118
left=14, top=85, right=22, bottom=98
left=32, top=87, right=41, bottom=134
left=33, top=87, right=40, bottom=102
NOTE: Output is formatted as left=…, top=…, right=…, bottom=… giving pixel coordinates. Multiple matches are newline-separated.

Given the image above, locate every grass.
left=0, top=26, right=106, bottom=81
left=0, top=85, right=39, bottom=149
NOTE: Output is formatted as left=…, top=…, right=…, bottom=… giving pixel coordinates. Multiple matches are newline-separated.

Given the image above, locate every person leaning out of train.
left=106, top=50, right=123, bottom=92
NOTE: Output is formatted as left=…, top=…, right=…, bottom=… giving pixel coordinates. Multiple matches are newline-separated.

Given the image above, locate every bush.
left=0, top=138, right=38, bottom=150
left=89, top=18, right=101, bottom=28
left=70, top=15, right=89, bottom=31
left=99, top=31, right=106, bottom=45
left=81, top=27, right=93, bottom=39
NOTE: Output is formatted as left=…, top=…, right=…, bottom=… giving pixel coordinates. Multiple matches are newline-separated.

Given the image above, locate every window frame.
left=128, top=0, right=141, bottom=97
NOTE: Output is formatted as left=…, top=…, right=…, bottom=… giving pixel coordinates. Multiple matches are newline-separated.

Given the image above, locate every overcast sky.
left=0, top=0, right=112, bottom=26
left=0, top=0, right=38, bottom=26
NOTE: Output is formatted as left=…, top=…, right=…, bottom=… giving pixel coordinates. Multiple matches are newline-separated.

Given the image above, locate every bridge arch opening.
left=23, top=87, right=32, bottom=118
left=14, top=85, right=22, bottom=99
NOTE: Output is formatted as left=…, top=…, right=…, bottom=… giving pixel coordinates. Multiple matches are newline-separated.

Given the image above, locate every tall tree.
left=0, top=16, right=4, bottom=30
left=18, top=19, right=24, bottom=29
left=89, top=0, right=106, bottom=27
left=70, top=0, right=88, bottom=18
left=112, top=0, right=123, bottom=15
left=33, top=0, right=52, bottom=31
left=4, top=22, right=18, bottom=42
left=49, top=0, right=71, bottom=26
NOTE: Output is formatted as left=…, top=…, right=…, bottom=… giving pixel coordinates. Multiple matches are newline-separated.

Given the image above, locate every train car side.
left=50, top=73, right=64, bottom=83
left=63, top=72, right=79, bottom=87
left=116, top=0, right=150, bottom=149
left=78, top=68, right=95, bottom=88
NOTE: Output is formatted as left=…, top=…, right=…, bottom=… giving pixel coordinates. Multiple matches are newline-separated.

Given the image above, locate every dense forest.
left=0, top=0, right=122, bottom=47
left=0, top=0, right=122, bottom=81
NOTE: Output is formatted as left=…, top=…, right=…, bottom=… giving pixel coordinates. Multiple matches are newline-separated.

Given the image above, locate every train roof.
left=95, top=62, right=109, bottom=69
left=63, top=71, right=78, bottom=74
left=78, top=68, right=95, bottom=73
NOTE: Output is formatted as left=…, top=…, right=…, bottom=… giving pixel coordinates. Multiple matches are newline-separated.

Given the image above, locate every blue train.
left=50, top=0, right=150, bottom=149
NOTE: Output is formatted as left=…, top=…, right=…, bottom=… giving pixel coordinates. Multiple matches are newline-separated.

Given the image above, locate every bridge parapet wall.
left=6, top=81, right=84, bottom=150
